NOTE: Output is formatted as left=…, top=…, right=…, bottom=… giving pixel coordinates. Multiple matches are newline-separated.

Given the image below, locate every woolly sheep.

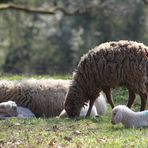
left=65, top=40, right=148, bottom=118
left=0, top=79, right=107, bottom=118
left=59, top=92, right=107, bottom=118
left=0, top=101, right=35, bottom=119
left=111, top=105, right=148, bottom=128
left=0, top=79, right=70, bottom=117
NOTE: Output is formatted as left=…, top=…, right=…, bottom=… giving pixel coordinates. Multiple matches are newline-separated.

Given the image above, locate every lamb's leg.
left=86, top=98, right=96, bottom=117
left=126, top=89, right=136, bottom=108
left=139, top=92, right=147, bottom=111
left=103, top=87, right=114, bottom=108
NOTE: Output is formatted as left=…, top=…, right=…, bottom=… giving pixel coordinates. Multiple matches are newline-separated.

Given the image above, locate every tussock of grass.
left=0, top=75, right=148, bottom=147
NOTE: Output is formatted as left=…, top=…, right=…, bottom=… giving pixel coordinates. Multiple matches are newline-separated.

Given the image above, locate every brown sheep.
left=59, top=92, right=107, bottom=118
left=0, top=79, right=70, bottom=117
left=0, top=79, right=107, bottom=117
left=65, top=40, right=148, bottom=118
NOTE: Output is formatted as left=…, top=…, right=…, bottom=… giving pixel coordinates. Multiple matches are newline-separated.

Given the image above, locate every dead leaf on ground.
left=49, top=138, right=62, bottom=148
left=96, top=138, right=107, bottom=143
left=73, top=130, right=80, bottom=135
left=52, top=125, right=59, bottom=132
left=76, top=142, right=83, bottom=148
left=49, top=138, right=56, bottom=147
left=64, top=136, right=72, bottom=142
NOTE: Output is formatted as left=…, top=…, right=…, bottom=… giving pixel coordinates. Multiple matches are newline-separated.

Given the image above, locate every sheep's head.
left=111, top=105, right=126, bottom=124
left=64, top=89, right=84, bottom=118
left=0, top=101, right=18, bottom=117
left=65, top=99, right=82, bottom=118
left=5, top=101, right=18, bottom=116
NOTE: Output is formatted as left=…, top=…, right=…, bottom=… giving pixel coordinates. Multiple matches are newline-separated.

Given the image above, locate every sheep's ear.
left=114, top=110, right=122, bottom=124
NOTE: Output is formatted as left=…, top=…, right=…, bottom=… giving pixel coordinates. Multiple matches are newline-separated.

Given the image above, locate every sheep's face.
left=65, top=99, right=81, bottom=118
left=6, top=101, right=18, bottom=116
left=0, top=101, right=17, bottom=116
left=111, top=106, right=124, bottom=124
left=64, top=91, right=83, bottom=118
left=111, top=109, right=118, bottom=124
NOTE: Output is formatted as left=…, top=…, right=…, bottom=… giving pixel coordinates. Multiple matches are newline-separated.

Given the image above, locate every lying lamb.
left=111, top=105, right=148, bottom=128
left=59, top=105, right=98, bottom=118
left=59, top=92, right=107, bottom=118
left=0, top=101, right=35, bottom=119
left=65, top=40, right=148, bottom=118
left=0, top=101, right=17, bottom=117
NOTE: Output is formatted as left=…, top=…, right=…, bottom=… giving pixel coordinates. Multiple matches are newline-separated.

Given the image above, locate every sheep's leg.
left=126, top=89, right=136, bottom=108
left=86, top=98, right=96, bottom=117
left=139, top=92, right=147, bottom=111
left=103, top=87, right=114, bottom=108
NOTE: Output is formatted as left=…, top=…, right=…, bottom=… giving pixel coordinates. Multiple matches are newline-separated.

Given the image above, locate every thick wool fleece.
left=0, top=79, right=70, bottom=117
left=65, top=40, right=148, bottom=118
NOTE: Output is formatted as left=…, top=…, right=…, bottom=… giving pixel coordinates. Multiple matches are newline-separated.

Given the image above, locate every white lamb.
left=0, top=101, right=17, bottom=117
left=111, top=105, right=148, bottom=128
left=59, top=92, right=107, bottom=118
left=59, top=104, right=98, bottom=118
left=0, top=101, right=35, bottom=119
left=94, top=92, right=107, bottom=115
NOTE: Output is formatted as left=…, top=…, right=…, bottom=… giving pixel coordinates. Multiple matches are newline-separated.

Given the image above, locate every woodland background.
left=0, top=0, right=148, bottom=75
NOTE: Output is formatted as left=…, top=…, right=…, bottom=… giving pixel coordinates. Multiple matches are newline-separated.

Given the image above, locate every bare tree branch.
left=0, top=3, right=80, bottom=15
left=143, top=0, right=148, bottom=5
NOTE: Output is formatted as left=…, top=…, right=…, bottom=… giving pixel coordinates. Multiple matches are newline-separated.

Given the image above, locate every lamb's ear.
left=114, top=109, right=122, bottom=124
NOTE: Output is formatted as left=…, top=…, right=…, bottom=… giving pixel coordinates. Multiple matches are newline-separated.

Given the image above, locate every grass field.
left=0, top=75, right=148, bottom=148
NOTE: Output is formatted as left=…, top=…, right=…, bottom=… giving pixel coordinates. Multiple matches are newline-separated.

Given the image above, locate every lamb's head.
left=0, top=101, right=18, bottom=116
left=111, top=105, right=128, bottom=125
left=5, top=101, right=18, bottom=116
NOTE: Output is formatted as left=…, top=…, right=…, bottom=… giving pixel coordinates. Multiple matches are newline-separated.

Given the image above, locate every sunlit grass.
left=0, top=107, right=148, bottom=147
left=0, top=74, right=71, bottom=80
left=0, top=75, right=147, bottom=147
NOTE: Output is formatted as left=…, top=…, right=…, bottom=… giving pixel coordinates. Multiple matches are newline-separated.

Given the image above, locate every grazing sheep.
left=0, top=79, right=70, bottom=117
left=0, top=79, right=108, bottom=118
left=111, top=105, right=148, bottom=128
left=65, top=40, right=148, bottom=118
left=0, top=101, right=35, bottom=119
left=59, top=92, right=107, bottom=118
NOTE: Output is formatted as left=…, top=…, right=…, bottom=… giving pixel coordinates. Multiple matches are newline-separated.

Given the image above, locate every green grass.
left=0, top=108, right=148, bottom=147
left=0, top=75, right=148, bottom=147
left=0, top=74, right=71, bottom=80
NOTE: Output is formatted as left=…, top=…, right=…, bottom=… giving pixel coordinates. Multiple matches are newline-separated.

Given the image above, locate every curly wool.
left=0, top=79, right=108, bottom=118
left=111, top=105, right=148, bottom=128
left=65, top=40, right=148, bottom=117
left=0, top=79, right=70, bottom=117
